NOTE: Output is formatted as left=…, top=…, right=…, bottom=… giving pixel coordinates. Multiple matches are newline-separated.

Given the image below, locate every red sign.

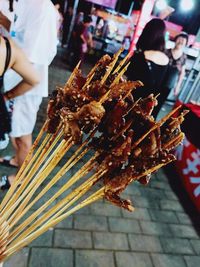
left=174, top=137, right=200, bottom=212
left=165, top=21, right=183, bottom=39
left=85, top=0, right=117, bottom=9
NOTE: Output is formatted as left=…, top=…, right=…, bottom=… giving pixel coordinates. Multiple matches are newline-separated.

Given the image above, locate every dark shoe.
left=0, top=175, right=11, bottom=190
left=0, top=156, right=18, bottom=168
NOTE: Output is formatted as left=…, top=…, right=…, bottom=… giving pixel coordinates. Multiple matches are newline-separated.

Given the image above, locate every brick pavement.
left=0, top=53, right=200, bottom=267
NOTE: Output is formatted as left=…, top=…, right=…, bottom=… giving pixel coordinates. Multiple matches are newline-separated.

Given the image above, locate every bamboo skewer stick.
left=7, top=130, right=99, bottom=239
left=82, top=73, right=95, bottom=90
left=86, top=54, right=110, bottom=79
left=113, top=50, right=132, bottom=74
left=7, top=169, right=106, bottom=248
left=8, top=157, right=97, bottom=243
left=132, top=105, right=182, bottom=149
left=110, top=62, right=131, bottom=86
left=8, top=147, right=96, bottom=235
left=6, top=139, right=71, bottom=225
left=0, top=140, right=71, bottom=245
left=100, top=48, right=123, bottom=86
left=0, top=124, right=49, bottom=212
left=64, top=61, right=81, bottom=89
left=0, top=129, right=64, bottom=217
left=3, top=188, right=105, bottom=261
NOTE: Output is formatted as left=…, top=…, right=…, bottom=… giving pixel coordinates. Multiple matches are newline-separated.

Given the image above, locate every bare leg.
left=7, top=134, right=32, bottom=186
left=15, top=134, right=32, bottom=167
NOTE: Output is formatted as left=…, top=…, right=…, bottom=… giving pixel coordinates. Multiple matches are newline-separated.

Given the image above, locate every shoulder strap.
left=2, top=37, right=11, bottom=74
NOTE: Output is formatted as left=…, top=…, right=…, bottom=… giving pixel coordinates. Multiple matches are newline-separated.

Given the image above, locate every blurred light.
left=156, top=0, right=167, bottom=11
left=180, top=0, right=194, bottom=11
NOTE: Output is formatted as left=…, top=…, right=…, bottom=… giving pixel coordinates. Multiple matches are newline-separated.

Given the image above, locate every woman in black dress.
left=126, top=18, right=169, bottom=118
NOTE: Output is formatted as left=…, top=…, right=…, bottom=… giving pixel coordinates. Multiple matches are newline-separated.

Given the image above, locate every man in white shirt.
left=0, top=0, right=58, bottom=185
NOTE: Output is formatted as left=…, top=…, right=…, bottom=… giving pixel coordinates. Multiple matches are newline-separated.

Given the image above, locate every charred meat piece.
left=100, top=130, right=133, bottom=176
left=45, top=116, right=60, bottom=134
left=60, top=101, right=105, bottom=143
left=86, top=81, right=107, bottom=100
left=135, top=94, right=158, bottom=117
left=105, top=190, right=134, bottom=211
left=99, top=99, right=128, bottom=137
left=62, top=87, right=91, bottom=112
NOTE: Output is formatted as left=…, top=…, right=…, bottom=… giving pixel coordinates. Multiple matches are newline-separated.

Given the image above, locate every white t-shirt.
left=2, top=0, right=58, bottom=97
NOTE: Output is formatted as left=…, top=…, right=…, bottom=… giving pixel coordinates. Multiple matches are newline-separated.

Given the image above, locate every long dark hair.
left=136, top=18, right=166, bottom=52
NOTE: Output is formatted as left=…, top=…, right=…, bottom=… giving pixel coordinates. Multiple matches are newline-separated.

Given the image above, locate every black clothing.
left=126, top=51, right=169, bottom=117
left=165, top=49, right=186, bottom=90
left=0, top=36, right=12, bottom=139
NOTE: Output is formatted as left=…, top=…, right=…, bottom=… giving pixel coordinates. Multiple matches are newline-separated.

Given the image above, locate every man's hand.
left=0, top=11, right=11, bottom=31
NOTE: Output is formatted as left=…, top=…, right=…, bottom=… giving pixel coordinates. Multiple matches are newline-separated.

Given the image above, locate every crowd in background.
left=0, top=0, right=188, bottom=190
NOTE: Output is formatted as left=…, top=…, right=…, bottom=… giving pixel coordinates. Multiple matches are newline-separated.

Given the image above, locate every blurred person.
left=54, top=2, right=64, bottom=42
left=126, top=18, right=169, bottom=117
left=0, top=35, right=40, bottom=189
left=165, top=32, right=188, bottom=96
left=61, top=6, right=73, bottom=47
left=89, top=7, right=98, bottom=34
left=0, top=0, right=58, bottom=186
left=70, top=14, right=93, bottom=69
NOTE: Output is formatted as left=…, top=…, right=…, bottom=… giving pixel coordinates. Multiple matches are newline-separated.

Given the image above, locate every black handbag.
left=0, top=93, right=11, bottom=140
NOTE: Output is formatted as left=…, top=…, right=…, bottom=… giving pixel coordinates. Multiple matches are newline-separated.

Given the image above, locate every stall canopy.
left=85, top=0, right=117, bottom=9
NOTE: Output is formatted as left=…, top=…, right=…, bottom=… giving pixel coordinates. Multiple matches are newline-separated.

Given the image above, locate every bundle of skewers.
left=0, top=49, right=188, bottom=262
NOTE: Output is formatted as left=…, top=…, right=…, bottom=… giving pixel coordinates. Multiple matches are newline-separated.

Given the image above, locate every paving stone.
left=140, top=221, right=172, bottom=237
left=54, top=229, right=92, bottom=248
left=160, top=237, right=194, bottom=254
left=123, top=183, right=142, bottom=196
left=74, top=215, right=108, bottom=231
left=176, top=212, right=193, bottom=225
left=190, top=239, right=200, bottom=255
left=28, top=248, right=73, bottom=267
left=109, top=217, right=141, bottom=233
left=93, top=232, right=129, bottom=250
left=75, top=206, right=91, bottom=215
left=3, top=248, right=29, bottom=267
left=169, top=224, right=199, bottom=239
left=184, top=256, right=200, bottom=267
left=76, top=250, right=115, bottom=267
left=128, top=234, right=162, bottom=252
left=155, top=169, right=169, bottom=182
left=115, top=252, right=153, bottom=267
left=151, top=253, right=187, bottom=267
left=164, top=190, right=179, bottom=201
left=122, top=207, right=151, bottom=220
left=159, top=199, right=184, bottom=212
left=29, top=230, right=53, bottom=247
left=55, top=215, right=73, bottom=229
left=140, top=187, right=165, bottom=200
left=149, top=209, right=178, bottom=224
left=90, top=202, right=122, bottom=217
left=149, top=180, right=171, bottom=191
left=131, top=195, right=160, bottom=209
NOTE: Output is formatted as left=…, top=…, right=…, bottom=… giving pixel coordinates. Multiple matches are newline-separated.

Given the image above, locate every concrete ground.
left=0, top=51, right=200, bottom=267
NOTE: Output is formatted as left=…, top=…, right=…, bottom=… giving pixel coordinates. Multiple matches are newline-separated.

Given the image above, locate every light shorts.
left=10, top=94, right=42, bottom=138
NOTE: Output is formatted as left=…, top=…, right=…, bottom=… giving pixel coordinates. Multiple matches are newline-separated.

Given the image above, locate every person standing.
left=71, top=15, right=93, bottom=69
left=0, top=35, right=40, bottom=188
left=0, top=0, right=58, bottom=187
left=126, top=18, right=169, bottom=118
left=165, top=32, right=188, bottom=96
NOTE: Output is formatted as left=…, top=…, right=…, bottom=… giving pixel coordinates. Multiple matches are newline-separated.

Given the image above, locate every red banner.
left=174, top=137, right=200, bottom=212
